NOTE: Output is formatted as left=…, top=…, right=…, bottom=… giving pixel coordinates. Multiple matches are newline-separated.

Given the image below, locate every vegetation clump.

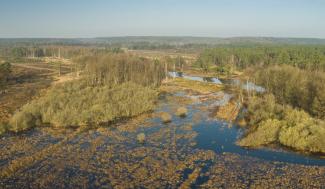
left=8, top=54, right=165, bottom=132
left=176, top=107, right=188, bottom=117
left=0, top=62, right=11, bottom=90
left=254, top=65, right=325, bottom=119
left=160, top=112, right=172, bottom=123
left=136, top=133, right=146, bottom=143
left=9, top=81, right=157, bottom=131
left=239, top=94, right=325, bottom=154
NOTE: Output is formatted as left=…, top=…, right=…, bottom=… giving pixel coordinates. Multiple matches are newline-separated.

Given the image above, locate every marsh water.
left=0, top=72, right=324, bottom=188
left=168, top=71, right=324, bottom=166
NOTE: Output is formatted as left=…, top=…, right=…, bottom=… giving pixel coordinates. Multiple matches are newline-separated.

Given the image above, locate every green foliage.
left=0, top=122, right=9, bottom=135
left=0, top=62, right=11, bottom=89
left=254, top=65, right=325, bottom=119
left=245, top=94, right=284, bottom=127
left=9, top=111, right=40, bottom=132
left=196, top=46, right=325, bottom=72
left=238, top=119, right=282, bottom=147
left=241, top=94, right=325, bottom=153
left=278, top=110, right=325, bottom=153
left=9, top=81, right=158, bottom=132
left=8, top=53, right=165, bottom=132
left=77, top=54, right=165, bottom=88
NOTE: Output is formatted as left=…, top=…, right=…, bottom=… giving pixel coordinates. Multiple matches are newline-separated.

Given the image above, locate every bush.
left=161, top=112, right=172, bottom=123
left=176, top=107, right=188, bottom=117
left=137, top=133, right=146, bottom=143
left=0, top=122, right=8, bottom=135
left=240, top=97, right=325, bottom=153
left=9, top=111, right=40, bottom=132
left=245, top=94, right=284, bottom=127
left=238, top=119, right=282, bottom=147
left=0, top=62, right=11, bottom=89
left=278, top=109, right=325, bottom=153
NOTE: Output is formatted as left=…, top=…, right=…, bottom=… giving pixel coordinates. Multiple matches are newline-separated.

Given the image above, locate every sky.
left=0, top=0, right=324, bottom=38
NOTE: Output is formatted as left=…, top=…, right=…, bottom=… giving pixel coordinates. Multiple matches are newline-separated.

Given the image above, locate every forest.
left=195, top=46, right=325, bottom=73
left=4, top=53, right=165, bottom=133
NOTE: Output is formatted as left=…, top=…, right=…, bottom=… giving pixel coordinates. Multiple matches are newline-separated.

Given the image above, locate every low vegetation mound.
left=160, top=112, right=172, bottom=123
left=176, top=107, right=188, bottom=117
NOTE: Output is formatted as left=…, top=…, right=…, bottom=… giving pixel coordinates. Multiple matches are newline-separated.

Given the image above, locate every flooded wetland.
left=1, top=73, right=324, bottom=188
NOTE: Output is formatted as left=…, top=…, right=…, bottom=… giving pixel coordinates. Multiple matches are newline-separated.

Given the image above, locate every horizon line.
left=0, top=35, right=325, bottom=40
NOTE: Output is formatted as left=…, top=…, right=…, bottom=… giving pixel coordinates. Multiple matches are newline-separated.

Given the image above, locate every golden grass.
left=176, top=107, right=188, bottom=117
left=161, top=78, right=223, bottom=94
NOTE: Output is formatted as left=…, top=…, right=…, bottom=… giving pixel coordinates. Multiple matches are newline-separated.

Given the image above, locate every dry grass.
left=162, top=78, right=222, bottom=94
left=137, top=133, right=146, bottom=143
left=212, top=101, right=240, bottom=122
left=160, top=112, right=172, bottom=123
left=176, top=107, right=188, bottom=117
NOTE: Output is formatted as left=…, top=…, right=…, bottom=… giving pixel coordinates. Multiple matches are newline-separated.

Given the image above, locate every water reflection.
left=169, top=71, right=265, bottom=92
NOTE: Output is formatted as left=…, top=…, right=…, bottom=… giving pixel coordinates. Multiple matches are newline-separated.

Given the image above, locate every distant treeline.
left=0, top=46, right=124, bottom=59
left=196, top=46, right=325, bottom=72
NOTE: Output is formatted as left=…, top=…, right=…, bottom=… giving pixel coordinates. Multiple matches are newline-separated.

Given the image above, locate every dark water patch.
left=193, top=119, right=325, bottom=166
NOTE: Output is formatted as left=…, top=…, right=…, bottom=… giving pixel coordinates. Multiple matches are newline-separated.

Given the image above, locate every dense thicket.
left=254, top=65, right=325, bottom=119
left=9, top=82, right=157, bottom=131
left=76, top=54, right=165, bottom=87
left=239, top=94, right=325, bottom=153
left=8, top=53, right=165, bottom=133
left=196, top=46, right=325, bottom=72
left=0, top=62, right=11, bottom=89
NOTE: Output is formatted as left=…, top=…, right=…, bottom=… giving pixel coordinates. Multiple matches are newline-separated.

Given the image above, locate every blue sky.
left=0, top=0, right=324, bottom=38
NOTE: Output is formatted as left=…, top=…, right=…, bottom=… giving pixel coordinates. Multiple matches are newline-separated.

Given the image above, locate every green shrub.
left=0, top=122, right=8, bottom=135
left=278, top=109, right=325, bottom=153
left=241, top=98, right=325, bottom=153
left=9, top=81, right=158, bottom=131
left=254, top=65, right=325, bottom=119
left=238, top=119, right=282, bottom=147
left=9, top=111, right=40, bottom=132
left=245, top=94, right=284, bottom=127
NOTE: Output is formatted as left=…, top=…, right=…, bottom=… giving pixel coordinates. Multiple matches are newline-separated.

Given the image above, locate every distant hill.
left=1, top=36, right=325, bottom=46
